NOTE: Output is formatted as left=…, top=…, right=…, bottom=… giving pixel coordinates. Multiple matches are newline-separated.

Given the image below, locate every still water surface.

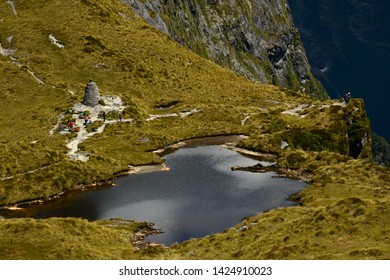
left=2, top=146, right=306, bottom=245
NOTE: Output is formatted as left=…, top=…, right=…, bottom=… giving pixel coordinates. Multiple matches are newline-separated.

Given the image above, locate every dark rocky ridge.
left=122, top=0, right=326, bottom=98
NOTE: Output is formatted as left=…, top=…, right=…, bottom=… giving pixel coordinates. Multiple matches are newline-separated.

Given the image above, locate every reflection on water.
left=1, top=146, right=306, bottom=245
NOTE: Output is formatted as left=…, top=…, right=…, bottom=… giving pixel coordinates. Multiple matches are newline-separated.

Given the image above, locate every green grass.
left=0, top=218, right=144, bottom=259
left=0, top=0, right=388, bottom=260
left=0, top=0, right=321, bottom=205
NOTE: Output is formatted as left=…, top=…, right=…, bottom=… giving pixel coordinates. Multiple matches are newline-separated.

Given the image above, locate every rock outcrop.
left=83, top=81, right=100, bottom=107
left=122, top=0, right=326, bottom=98
left=344, top=99, right=372, bottom=159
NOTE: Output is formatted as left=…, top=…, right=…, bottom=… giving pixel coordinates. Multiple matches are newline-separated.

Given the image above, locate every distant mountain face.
left=122, top=0, right=326, bottom=98
left=289, top=0, right=390, bottom=141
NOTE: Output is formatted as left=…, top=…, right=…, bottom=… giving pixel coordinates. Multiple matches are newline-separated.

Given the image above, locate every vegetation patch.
left=281, top=128, right=346, bottom=153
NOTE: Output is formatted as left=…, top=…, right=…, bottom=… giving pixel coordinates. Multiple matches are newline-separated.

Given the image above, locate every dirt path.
left=146, top=108, right=200, bottom=121
left=2, top=98, right=200, bottom=181
left=6, top=1, right=17, bottom=15
left=282, top=101, right=346, bottom=117
left=0, top=162, right=61, bottom=182
left=64, top=96, right=132, bottom=162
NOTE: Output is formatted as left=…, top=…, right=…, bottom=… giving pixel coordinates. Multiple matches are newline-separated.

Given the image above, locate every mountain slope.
left=123, top=0, right=326, bottom=97
left=0, top=0, right=388, bottom=260
left=0, top=0, right=350, bottom=205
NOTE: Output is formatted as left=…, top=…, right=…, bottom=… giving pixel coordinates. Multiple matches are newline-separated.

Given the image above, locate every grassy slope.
left=0, top=0, right=320, bottom=205
left=0, top=218, right=144, bottom=259
left=0, top=0, right=388, bottom=259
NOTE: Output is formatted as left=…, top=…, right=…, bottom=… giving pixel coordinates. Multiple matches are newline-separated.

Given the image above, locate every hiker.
left=67, top=120, right=73, bottom=131
left=344, top=92, right=352, bottom=104
left=84, top=115, right=91, bottom=127
left=102, top=111, right=106, bottom=122
left=118, top=111, right=123, bottom=122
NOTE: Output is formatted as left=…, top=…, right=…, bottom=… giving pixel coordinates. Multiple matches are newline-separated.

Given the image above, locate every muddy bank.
left=231, top=162, right=310, bottom=181
left=0, top=180, right=116, bottom=211
left=231, top=162, right=278, bottom=173
left=152, top=135, right=247, bottom=155
left=100, top=218, right=164, bottom=250
left=182, top=135, right=246, bottom=147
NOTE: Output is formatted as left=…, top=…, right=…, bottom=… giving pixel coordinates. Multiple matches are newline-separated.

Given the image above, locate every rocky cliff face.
left=122, top=0, right=326, bottom=98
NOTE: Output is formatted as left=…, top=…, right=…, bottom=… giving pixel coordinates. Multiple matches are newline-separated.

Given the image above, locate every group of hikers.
left=66, top=111, right=124, bottom=131
left=78, top=111, right=92, bottom=127
left=66, top=116, right=90, bottom=132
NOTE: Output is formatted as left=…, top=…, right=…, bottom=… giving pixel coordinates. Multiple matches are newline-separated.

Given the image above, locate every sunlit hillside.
left=0, top=0, right=388, bottom=260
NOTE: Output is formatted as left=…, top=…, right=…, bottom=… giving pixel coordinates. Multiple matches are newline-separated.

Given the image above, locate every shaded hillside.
left=372, top=133, right=390, bottom=167
left=289, top=0, right=390, bottom=144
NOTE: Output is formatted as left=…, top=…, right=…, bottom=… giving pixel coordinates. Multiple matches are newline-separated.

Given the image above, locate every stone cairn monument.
left=83, top=79, right=100, bottom=107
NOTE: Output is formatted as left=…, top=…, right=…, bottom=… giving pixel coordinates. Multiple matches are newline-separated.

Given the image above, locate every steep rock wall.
left=122, top=0, right=326, bottom=98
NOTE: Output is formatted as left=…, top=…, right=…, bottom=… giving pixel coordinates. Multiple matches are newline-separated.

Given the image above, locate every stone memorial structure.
left=83, top=80, right=100, bottom=107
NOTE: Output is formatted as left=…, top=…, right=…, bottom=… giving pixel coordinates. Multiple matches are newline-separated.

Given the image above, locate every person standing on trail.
left=344, top=92, right=352, bottom=104
left=118, top=111, right=123, bottom=122
left=84, top=115, right=91, bottom=127
left=103, top=111, right=106, bottom=122
left=67, top=119, right=73, bottom=131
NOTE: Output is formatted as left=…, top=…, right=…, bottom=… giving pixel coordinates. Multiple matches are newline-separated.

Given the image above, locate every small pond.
left=1, top=143, right=306, bottom=245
